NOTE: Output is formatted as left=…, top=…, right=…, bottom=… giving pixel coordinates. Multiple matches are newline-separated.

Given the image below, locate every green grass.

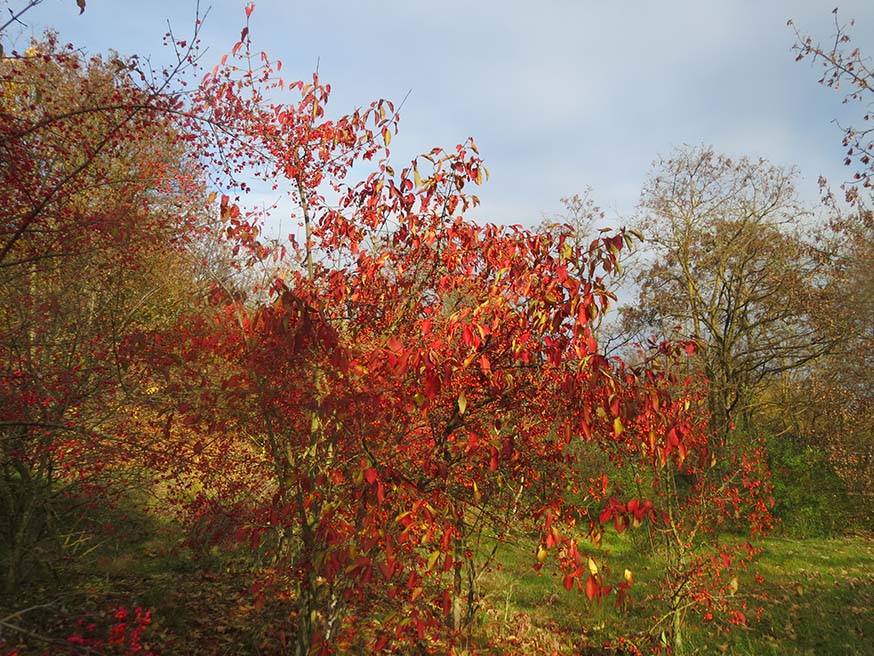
left=476, top=533, right=874, bottom=655
left=473, top=533, right=653, bottom=653
left=724, top=537, right=874, bottom=655
left=3, top=501, right=873, bottom=655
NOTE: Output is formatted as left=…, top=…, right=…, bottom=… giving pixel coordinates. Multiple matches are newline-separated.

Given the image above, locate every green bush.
left=766, top=433, right=853, bottom=537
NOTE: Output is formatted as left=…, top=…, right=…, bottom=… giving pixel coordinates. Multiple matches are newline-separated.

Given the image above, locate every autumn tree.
left=0, top=33, right=210, bottom=592
left=792, top=9, right=874, bottom=203
left=621, top=146, right=833, bottom=443
left=165, top=61, right=632, bottom=648
left=135, top=14, right=777, bottom=654
left=790, top=11, right=874, bottom=524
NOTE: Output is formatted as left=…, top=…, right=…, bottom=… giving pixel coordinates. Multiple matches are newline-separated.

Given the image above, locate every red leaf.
left=563, top=574, right=575, bottom=591
left=364, top=467, right=378, bottom=485
left=585, top=575, right=598, bottom=601
left=462, top=323, right=473, bottom=347
left=545, top=530, right=555, bottom=548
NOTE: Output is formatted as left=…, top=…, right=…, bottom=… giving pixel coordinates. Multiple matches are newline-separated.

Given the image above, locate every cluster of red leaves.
left=1, top=606, right=153, bottom=656
left=65, top=606, right=154, bottom=655
left=136, top=9, right=773, bottom=652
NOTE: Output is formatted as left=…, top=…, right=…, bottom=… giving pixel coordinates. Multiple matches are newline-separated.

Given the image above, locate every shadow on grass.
left=0, top=497, right=288, bottom=655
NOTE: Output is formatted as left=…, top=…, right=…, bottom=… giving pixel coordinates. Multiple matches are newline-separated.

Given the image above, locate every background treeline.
left=612, top=142, right=873, bottom=537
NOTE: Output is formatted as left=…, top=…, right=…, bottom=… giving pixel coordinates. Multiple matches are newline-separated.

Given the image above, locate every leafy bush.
left=767, top=433, right=852, bottom=537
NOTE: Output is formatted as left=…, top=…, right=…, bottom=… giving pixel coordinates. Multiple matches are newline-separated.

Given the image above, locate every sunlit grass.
left=478, top=532, right=874, bottom=654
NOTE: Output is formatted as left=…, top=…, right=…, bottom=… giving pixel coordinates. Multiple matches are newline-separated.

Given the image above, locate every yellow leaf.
left=728, top=576, right=739, bottom=595
left=590, top=529, right=602, bottom=548
left=624, top=568, right=634, bottom=583
left=537, top=545, right=548, bottom=563
left=458, top=391, right=467, bottom=415
left=613, top=416, right=624, bottom=436
left=426, top=550, right=440, bottom=572
left=382, top=127, right=392, bottom=146
left=587, top=557, right=599, bottom=575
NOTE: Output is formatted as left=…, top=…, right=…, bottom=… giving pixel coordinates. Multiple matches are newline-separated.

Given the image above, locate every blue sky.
left=11, top=1, right=874, bottom=229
